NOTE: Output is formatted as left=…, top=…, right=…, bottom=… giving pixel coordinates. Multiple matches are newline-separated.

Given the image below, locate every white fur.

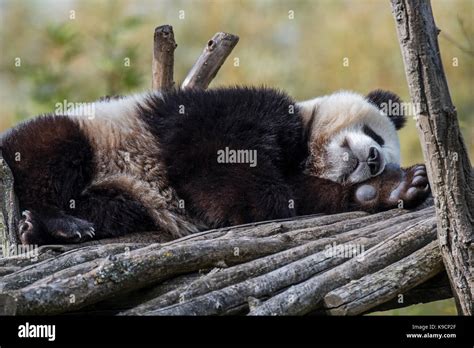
left=297, top=91, right=401, bottom=184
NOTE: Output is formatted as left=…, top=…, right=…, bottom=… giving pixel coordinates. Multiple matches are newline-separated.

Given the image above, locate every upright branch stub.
left=0, top=150, right=21, bottom=255
left=152, top=25, right=177, bottom=91
left=182, top=32, right=239, bottom=90
left=390, top=0, right=473, bottom=315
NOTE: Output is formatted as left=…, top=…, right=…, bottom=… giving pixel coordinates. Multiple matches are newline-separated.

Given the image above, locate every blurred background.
left=0, top=0, right=472, bottom=314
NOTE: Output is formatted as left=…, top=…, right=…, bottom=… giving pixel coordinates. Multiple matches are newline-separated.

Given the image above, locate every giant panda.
left=0, top=87, right=430, bottom=245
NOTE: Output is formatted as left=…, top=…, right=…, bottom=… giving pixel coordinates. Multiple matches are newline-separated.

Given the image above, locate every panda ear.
left=366, top=89, right=406, bottom=130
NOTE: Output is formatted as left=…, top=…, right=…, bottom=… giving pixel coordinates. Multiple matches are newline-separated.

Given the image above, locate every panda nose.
left=368, top=147, right=380, bottom=176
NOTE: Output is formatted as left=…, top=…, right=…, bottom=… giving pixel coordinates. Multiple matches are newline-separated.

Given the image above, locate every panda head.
left=297, top=89, right=406, bottom=185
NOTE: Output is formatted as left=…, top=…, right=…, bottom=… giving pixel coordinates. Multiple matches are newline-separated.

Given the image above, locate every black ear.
left=366, top=89, right=406, bottom=130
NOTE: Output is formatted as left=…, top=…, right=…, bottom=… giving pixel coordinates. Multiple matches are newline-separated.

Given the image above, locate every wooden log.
left=77, top=273, right=202, bottom=314
left=182, top=32, right=239, bottom=90
left=0, top=266, right=21, bottom=276
left=0, top=248, right=62, bottom=268
left=284, top=207, right=432, bottom=245
left=51, top=231, right=172, bottom=251
left=323, top=240, right=443, bottom=315
left=0, top=150, right=21, bottom=254
left=248, top=217, right=437, bottom=315
left=0, top=244, right=146, bottom=291
left=134, top=216, right=430, bottom=315
left=390, top=0, right=474, bottom=315
left=165, top=207, right=430, bottom=247
left=0, top=236, right=291, bottom=315
left=363, top=272, right=453, bottom=313
left=152, top=25, right=177, bottom=90
left=162, top=211, right=367, bottom=246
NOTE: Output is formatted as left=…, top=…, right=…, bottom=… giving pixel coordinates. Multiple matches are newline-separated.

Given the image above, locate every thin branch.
left=152, top=25, right=177, bottom=91
left=182, top=32, right=239, bottom=90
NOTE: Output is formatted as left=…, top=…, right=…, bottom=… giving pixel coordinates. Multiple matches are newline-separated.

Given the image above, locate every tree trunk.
left=390, top=0, right=473, bottom=315
left=0, top=150, right=21, bottom=256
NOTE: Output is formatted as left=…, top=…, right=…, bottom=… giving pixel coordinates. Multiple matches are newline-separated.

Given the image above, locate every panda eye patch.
left=362, top=125, right=384, bottom=146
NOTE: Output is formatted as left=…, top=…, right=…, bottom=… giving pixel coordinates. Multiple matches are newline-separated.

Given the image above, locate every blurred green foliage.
left=0, top=0, right=472, bottom=315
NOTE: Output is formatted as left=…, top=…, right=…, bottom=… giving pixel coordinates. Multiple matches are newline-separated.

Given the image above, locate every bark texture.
left=152, top=25, right=177, bottom=90
left=390, top=0, right=473, bottom=315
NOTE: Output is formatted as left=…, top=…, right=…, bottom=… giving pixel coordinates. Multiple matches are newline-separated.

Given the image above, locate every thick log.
left=283, top=207, right=432, bottom=245
left=390, top=0, right=473, bottom=315
left=152, top=25, right=177, bottom=90
left=182, top=32, right=239, bottom=90
left=248, top=218, right=437, bottom=315
left=166, top=207, right=429, bottom=247
left=0, top=244, right=146, bottom=291
left=0, top=150, right=21, bottom=254
left=163, top=211, right=367, bottom=245
left=0, top=266, right=21, bottom=276
left=323, top=240, right=443, bottom=315
left=0, top=248, right=63, bottom=268
left=364, top=271, right=453, bottom=313
left=77, top=273, right=202, bottom=314
left=135, top=216, right=431, bottom=315
left=54, top=231, right=172, bottom=251
left=0, top=237, right=292, bottom=315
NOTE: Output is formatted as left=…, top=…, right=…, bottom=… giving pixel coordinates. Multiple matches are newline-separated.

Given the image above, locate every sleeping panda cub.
left=1, top=87, right=430, bottom=245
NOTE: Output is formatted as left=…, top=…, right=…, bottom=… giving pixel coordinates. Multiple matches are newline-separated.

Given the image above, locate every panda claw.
left=85, top=228, right=95, bottom=239
left=20, top=221, right=33, bottom=234
left=412, top=175, right=427, bottom=186
left=19, top=210, right=36, bottom=242
left=22, top=210, right=32, bottom=219
left=414, top=169, right=426, bottom=177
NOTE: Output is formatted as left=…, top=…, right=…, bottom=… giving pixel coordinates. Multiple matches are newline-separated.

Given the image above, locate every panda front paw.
left=386, top=164, right=430, bottom=207
left=353, top=164, right=430, bottom=211
left=47, top=216, right=96, bottom=243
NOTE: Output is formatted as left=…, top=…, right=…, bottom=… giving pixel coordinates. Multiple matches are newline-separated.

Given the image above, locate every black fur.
left=366, top=89, right=406, bottom=130
left=362, top=125, right=385, bottom=146
left=2, top=115, right=155, bottom=245
left=138, top=87, right=307, bottom=227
